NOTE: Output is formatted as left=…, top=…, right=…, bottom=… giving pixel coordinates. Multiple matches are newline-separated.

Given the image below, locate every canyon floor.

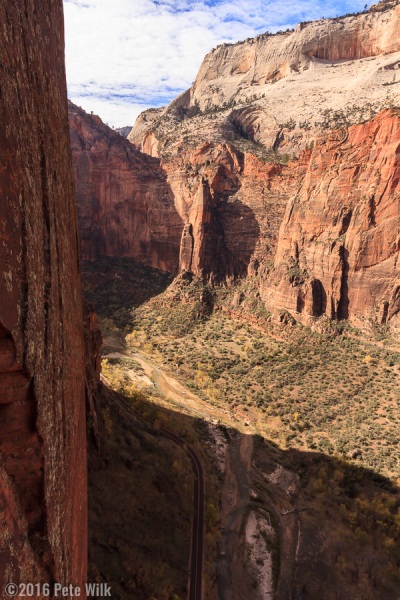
left=84, top=257, right=400, bottom=600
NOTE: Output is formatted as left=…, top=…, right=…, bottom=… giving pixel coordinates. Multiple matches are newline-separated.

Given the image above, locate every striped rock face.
left=0, top=0, right=87, bottom=593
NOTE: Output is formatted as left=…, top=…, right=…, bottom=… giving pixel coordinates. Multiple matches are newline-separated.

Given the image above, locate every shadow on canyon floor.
left=89, top=382, right=400, bottom=600
left=84, top=258, right=400, bottom=599
left=82, top=257, right=173, bottom=341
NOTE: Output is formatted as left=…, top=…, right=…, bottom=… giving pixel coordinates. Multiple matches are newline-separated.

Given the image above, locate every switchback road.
left=104, top=371, right=205, bottom=600
left=160, top=428, right=204, bottom=600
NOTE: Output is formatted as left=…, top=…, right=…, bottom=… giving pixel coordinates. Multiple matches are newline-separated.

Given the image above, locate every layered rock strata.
left=266, top=109, right=400, bottom=328
left=129, top=3, right=400, bottom=157
left=189, top=3, right=400, bottom=110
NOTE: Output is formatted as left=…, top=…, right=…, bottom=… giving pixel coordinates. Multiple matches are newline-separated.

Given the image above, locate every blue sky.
left=63, top=0, right=370, bottom=127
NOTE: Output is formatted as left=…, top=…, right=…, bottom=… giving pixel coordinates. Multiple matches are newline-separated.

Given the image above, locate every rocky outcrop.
left=141, top=131, right=160, bottom=157
left=265, top=109, right=400, bottom=328
left=163, top=143, right=307, bottom=280
left=115, top=126, right=132, bottom=138
left=0, top=0, right=87, bottom=592
left=129, top=4, right=400, bottom=157
left=190, top=4, right=400, bottom=111
left=69, top=102, right=183, bottom=272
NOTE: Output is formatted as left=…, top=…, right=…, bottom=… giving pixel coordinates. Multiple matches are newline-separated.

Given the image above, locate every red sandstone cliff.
left=0, top=1, right=87, bottom=594
left=162, top=143, right=307, bottom=280
left=265, top=109, right=400, bottom=329
left=69, top=102, right=182, bottom=272
left=71, top=4, right=400, bottom=330
left=74, top=103, right=400, bottom=329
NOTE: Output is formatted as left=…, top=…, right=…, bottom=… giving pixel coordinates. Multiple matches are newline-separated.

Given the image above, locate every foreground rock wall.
left=0, top=0, right=87, bottom=592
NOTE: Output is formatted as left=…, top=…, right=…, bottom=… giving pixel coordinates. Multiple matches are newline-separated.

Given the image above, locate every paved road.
left=112, top=383, right=205, bottom=600
left=160, top=428, right=205, bottom=600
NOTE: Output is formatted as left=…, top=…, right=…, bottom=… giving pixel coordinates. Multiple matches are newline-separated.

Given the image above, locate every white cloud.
left=63, top=0, right=369, bottom=127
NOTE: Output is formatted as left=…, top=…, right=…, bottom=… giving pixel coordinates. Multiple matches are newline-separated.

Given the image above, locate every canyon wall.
left=75, top=3, right=400, bottom=330
left=74, top=101, right=400, bottom=327
left=70, top=104, right=306, bottom=280
left=164, top=110, right=400, bottom=327
left=0, top=0, right=87, bottom=593
left=69, top=102, right=182, bottom=272
left=265, top=109, right=400, bottom=329
left=189, top=3, right=400, bottom=111
left=163, top=143, right=307, bottom=280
